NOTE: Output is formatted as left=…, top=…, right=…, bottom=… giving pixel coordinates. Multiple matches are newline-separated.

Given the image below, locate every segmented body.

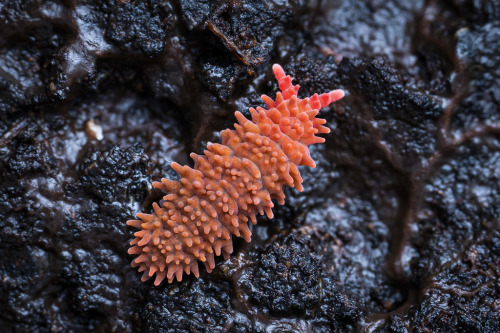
left=127, top=64, right=344, bottom=285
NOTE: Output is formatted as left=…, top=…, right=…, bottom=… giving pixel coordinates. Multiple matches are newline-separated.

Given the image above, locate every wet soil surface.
left=1, top=0, right=499, bottom=332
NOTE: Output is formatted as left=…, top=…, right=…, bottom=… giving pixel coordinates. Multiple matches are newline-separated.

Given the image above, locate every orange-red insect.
left=127, top=64, right=344, bottom=285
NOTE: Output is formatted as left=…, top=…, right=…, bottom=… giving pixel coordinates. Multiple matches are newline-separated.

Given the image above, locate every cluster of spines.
left=127, top=64, right=344, bottom=285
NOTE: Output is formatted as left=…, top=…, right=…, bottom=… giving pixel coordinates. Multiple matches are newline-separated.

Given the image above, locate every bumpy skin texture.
left=127, top=65, right=344, bottom=285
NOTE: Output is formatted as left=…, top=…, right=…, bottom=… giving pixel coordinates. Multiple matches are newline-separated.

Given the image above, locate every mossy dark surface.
left=1, top=0, right=499, bottom=332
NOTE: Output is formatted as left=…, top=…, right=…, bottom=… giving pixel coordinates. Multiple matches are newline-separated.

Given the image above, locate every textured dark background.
left=0, top=0, right=499, bottom=332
